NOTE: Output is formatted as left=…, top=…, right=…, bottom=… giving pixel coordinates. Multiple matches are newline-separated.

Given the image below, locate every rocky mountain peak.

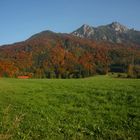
left=82, top=24, right=92, bottom=30
left=110, top=22, right=129, bottom=33
left=71, top=22, right=140, bottom=44
left=82, top=24, right=94, bottom=35
left=72, top=24, right=94, bottom=38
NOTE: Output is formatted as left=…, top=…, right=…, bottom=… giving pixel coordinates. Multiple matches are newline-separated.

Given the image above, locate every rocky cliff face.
left=71, top=22, right=140, bottom=44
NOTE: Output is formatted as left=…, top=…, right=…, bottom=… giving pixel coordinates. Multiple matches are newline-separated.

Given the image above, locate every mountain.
left=0, top=23, right=140, bottom=78
left=72, top=22, right=140, bottom=44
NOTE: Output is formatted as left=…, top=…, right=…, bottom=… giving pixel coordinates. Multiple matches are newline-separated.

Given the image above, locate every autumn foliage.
left=0, top=32, right=140, bottom=78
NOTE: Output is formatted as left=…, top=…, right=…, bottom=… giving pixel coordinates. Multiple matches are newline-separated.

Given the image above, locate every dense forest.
left=0, top=31, right=140, bottom=78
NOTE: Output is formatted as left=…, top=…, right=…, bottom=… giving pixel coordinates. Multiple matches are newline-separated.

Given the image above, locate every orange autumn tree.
left=78, top=52, right=96, bottom=77
left=0, top=60, right=19, bottom=77
left=49, top=44, right=65, bottom=78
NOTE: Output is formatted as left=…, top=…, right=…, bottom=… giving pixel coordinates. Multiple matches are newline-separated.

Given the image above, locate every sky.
left=0, top=0, right=140, bottom=45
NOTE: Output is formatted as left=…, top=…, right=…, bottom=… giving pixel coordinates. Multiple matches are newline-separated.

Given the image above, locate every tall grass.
left=0, top=105, right=24, bottom=140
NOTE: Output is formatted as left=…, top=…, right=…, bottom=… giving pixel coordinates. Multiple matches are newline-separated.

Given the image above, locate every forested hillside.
left=0, top=31, right=140, bottom=78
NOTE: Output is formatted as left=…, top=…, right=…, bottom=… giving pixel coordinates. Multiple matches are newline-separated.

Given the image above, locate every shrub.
left=127, top=65, right=140, bottom=78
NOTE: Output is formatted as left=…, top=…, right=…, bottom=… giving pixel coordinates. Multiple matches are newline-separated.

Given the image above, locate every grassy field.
left=0, top=76, right=140, bottom=140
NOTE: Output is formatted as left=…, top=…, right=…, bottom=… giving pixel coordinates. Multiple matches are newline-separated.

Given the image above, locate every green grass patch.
left=0, top=76, right=140, bottom=139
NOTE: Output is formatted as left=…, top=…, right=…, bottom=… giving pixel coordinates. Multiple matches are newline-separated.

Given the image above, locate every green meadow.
left=0, top=76, right=140, bottom=140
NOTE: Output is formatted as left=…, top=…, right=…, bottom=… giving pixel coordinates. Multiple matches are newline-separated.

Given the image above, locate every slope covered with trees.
left=0, top=31, right=140, bottom=78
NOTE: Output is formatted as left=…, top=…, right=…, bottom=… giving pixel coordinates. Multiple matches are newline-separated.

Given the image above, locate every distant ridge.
left=0, top=21, right=140, bottom=78
left=72, top=22, right=140, bottom=44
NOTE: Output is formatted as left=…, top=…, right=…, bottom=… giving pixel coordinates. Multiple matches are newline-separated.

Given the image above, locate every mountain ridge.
left=0, top=22, right=140, bottom=78
left=71, top=22, right=140, bottom=44
left=1, top=21, right=140, bottom=47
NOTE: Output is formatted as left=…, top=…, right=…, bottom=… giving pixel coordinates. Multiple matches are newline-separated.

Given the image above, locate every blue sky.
left=0, top=0, right=140, bottom=45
